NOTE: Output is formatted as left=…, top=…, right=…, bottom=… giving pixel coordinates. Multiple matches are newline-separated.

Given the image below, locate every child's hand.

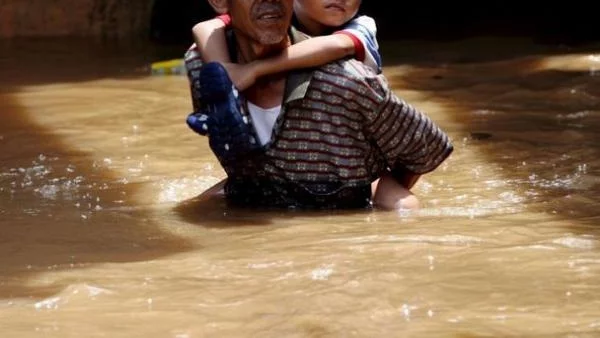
left=222, top=62, right=258, bottom=91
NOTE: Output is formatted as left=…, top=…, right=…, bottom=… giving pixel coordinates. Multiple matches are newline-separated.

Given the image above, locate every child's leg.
left=372, top=172, right=420, bottom=210
left=186, top=62, right=261, bottom=161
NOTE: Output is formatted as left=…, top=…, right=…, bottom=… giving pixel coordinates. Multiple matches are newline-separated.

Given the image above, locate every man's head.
left=208, top=0, right=294, bottom=46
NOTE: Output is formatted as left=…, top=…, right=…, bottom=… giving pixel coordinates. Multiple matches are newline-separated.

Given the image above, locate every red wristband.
left=333, top=31, right=365, bottom=62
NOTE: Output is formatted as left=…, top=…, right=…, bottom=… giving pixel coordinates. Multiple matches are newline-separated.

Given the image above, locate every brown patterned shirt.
left=184, top=28, right=453, bottom=209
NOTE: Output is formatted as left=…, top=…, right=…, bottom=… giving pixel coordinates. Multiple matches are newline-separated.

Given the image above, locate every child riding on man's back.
left=191, top=0, right=381, bottom=92
left=186, top=0, right=421, bottom=211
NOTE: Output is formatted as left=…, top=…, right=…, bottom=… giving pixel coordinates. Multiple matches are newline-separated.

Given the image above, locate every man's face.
left=229, top=0, right=294, bottom=45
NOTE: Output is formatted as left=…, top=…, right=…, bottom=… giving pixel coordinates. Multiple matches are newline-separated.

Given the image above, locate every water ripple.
left=34, top=284, right=114, bottom=311
left=323, top=234, right=483, bottom=246
left=551, top=236, right=596, bottom=250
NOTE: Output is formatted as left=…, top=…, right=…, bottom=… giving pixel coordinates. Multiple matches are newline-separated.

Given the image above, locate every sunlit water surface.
left=1, top=37, right=600, bottom=337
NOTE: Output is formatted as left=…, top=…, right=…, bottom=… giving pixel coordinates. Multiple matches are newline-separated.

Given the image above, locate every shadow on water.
left=382, top=37, right=600, bottom=230
left=173, top=192, right=275, bottom=228
left=0, top=38, right=196, bottom=299
left=379, top=36, right=600, bottom=67
left=0, top=37, right=187, bottom=89
left=173, top=189, right=374, bottom=229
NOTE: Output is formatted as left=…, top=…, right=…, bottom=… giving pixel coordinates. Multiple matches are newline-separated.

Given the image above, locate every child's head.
left=293, top=0, right=361, bottom=35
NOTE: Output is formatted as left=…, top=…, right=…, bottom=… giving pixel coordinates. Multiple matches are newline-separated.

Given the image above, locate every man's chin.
left=256, top=29, right=288, bottom=45
left=258, top=38, right=285, bottom=46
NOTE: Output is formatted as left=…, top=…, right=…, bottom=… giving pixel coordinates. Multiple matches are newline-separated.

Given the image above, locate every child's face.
left=295, top=0, right=361, bottom=28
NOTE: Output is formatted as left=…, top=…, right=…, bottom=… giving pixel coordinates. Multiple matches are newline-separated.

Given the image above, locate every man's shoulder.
left=302, top=59, right=389, bottom=107
left=315, top=59, right=384, bottom=87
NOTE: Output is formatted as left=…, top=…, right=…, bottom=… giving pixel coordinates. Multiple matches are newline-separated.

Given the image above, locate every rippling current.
left=0, top=36, right=599, bottom=337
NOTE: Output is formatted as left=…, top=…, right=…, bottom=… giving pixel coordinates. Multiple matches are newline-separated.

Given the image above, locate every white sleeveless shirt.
left=246, top=101, right=282, bottom=146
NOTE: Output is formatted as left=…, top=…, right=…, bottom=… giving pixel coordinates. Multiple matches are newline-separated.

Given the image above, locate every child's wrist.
left=251, top=60, right=267, bottom=77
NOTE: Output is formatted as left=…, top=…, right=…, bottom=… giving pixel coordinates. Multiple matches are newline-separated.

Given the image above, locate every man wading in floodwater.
left=184, top=0, right=453, bottom=210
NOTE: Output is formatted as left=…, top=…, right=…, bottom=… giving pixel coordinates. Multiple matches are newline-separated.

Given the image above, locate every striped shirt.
left=184, top=28, right=453, bottom=209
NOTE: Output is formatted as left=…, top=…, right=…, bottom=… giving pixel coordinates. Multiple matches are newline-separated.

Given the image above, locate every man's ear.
left=207, top=0, right=228, bottom=14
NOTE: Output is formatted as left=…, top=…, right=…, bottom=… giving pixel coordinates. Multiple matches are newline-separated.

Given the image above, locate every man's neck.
left=233, top=32, right=291, bottom=109
left=244, top=72, right=287, bottom=108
